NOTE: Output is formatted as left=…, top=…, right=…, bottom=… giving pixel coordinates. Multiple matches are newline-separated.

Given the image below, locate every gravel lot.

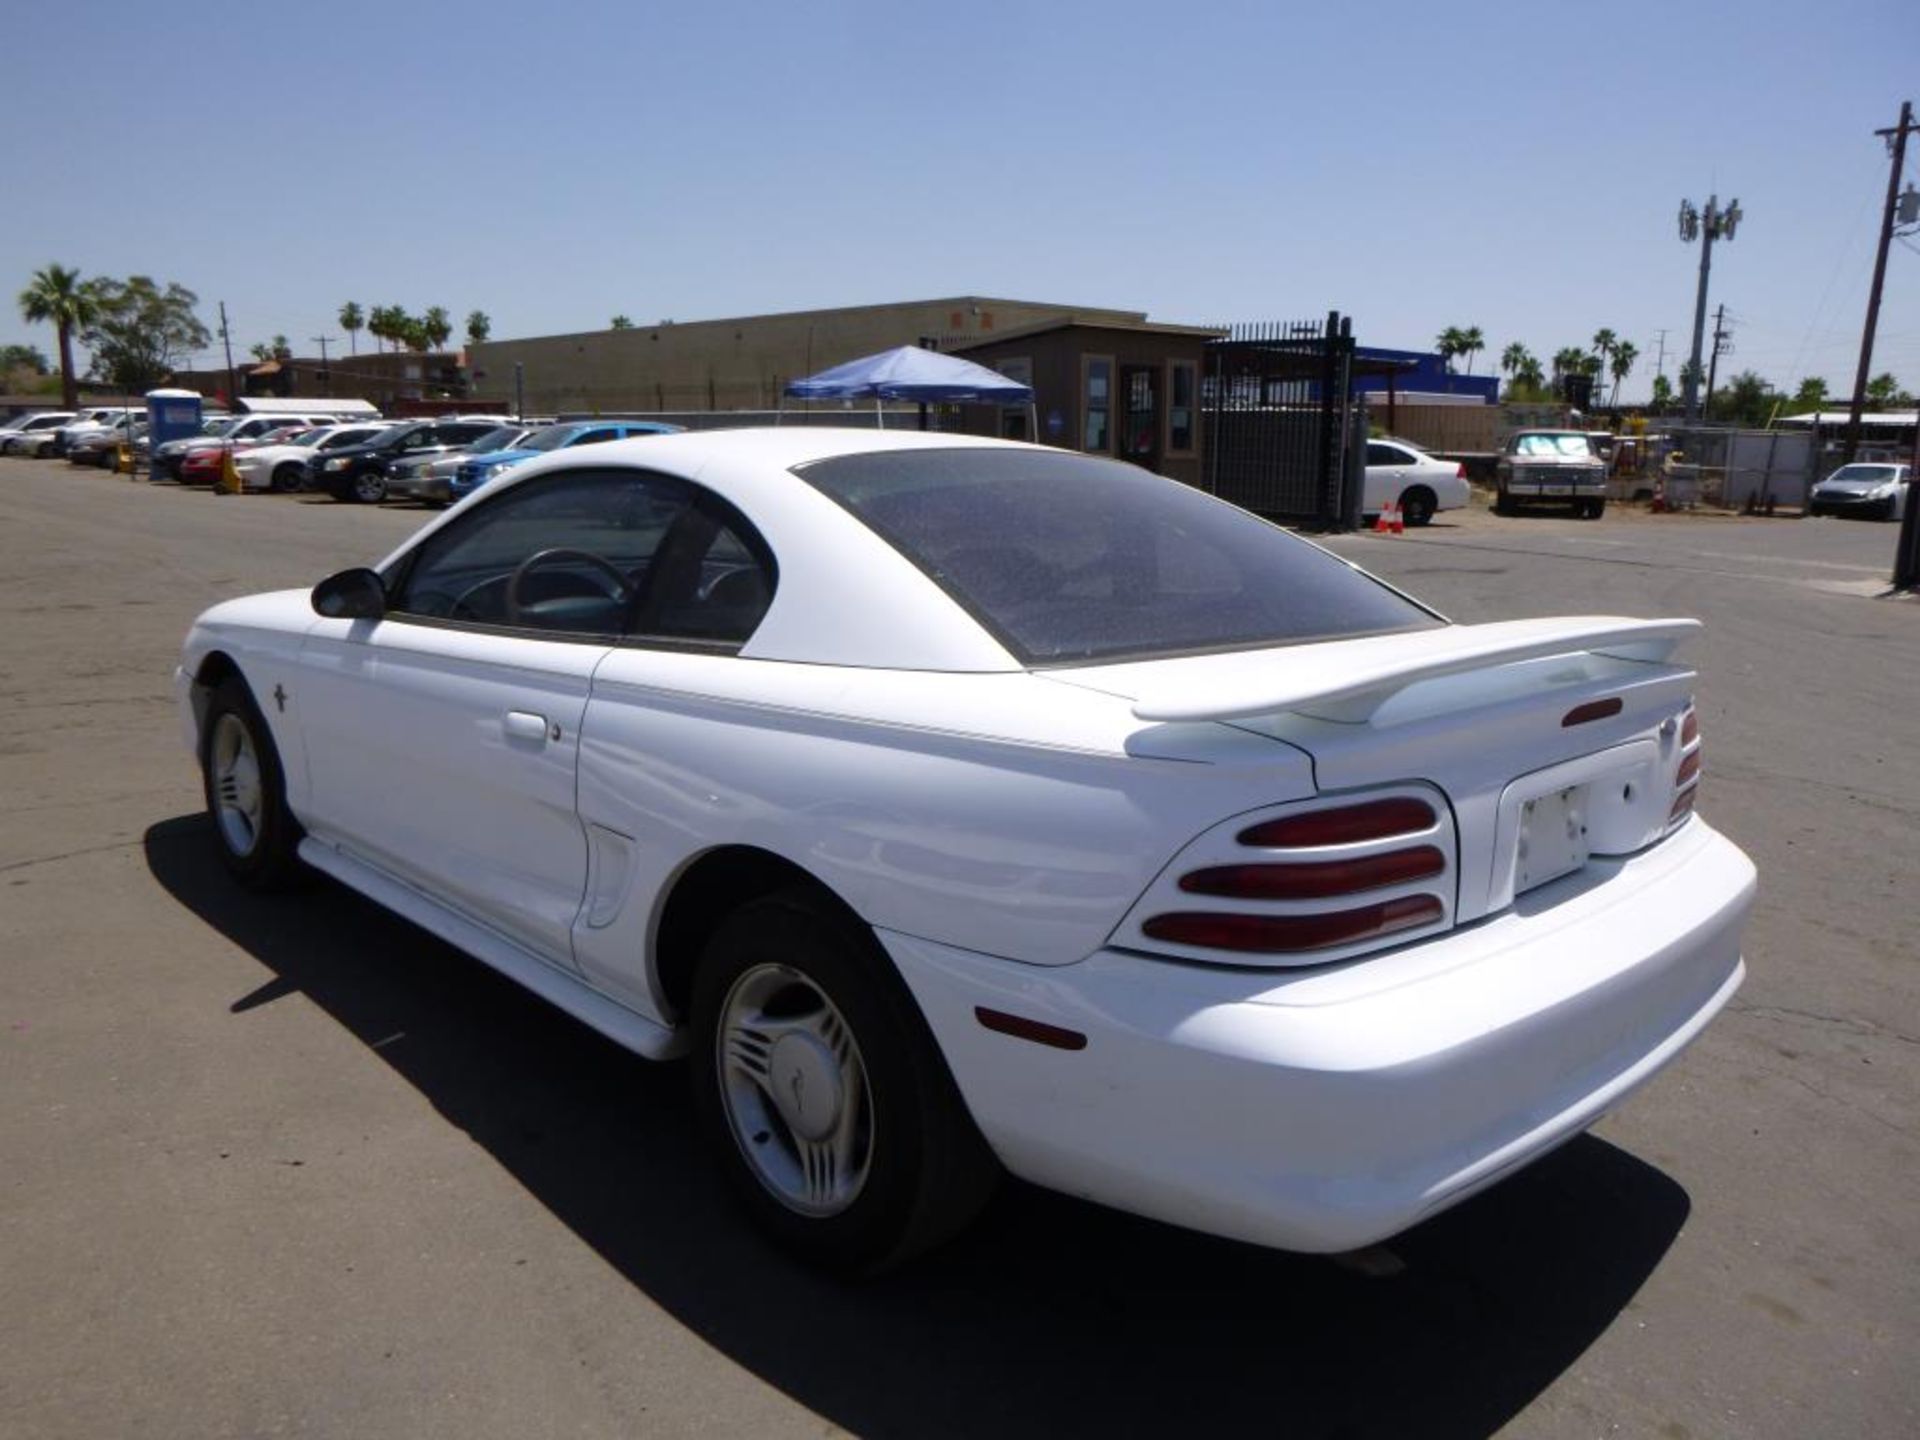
left=2, top=458, right=1915, bottom=1439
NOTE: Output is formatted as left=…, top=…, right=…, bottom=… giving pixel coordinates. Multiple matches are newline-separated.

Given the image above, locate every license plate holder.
left=1517, top=784, right=1589, bottom=893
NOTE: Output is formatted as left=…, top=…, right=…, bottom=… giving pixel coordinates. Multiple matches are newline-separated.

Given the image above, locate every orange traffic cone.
left=1373, top=503, right=1394, bottom=534
left=1389, top=501, right=1405, bottom=534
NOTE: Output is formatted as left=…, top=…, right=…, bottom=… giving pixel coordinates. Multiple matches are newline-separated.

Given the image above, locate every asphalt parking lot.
left=2, top=459, right=1915, bottom=1439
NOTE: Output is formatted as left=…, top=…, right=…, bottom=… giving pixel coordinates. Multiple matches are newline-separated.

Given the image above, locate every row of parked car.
left=0, top=406, right=683, bottom=505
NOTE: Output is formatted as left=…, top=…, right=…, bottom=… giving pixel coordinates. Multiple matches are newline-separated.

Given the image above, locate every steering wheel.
left=504, top=548, right=632, bottom=626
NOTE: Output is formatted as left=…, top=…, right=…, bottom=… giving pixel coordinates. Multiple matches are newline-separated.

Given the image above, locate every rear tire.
left=199, top=676, right=303, bottom=890
left=1399, top=487, right=1435, bottom=527
left=690, top=888, right=998, bottom=1272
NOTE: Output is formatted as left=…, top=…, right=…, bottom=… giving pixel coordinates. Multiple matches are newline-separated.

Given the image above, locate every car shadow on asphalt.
left=146, top=813, right=1691, bottom=1440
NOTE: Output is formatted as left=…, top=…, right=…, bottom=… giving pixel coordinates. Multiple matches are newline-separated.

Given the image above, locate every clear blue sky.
left=7, top=0, right=1919, bottom=402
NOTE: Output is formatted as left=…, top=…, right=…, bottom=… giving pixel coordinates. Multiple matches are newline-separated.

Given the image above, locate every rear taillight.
left=1669, top=705, right=1702, bottom=826
left=1144, top=896, right=1445, bottom=954
left=1455, top=462, right=1466, bottom=479
left=1120, top=789, right=1455, bottom=965
left=1179, top=846, right=1445, bottom=900
left=1238, top=797, right=1435, bottom=848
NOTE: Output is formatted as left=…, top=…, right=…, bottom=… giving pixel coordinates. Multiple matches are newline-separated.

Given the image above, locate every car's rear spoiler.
left=1129, top=617, right=1700, bottom=724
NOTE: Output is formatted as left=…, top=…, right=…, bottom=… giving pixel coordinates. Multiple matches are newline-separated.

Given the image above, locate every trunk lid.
left=1046, top=617, right=1701, bottom=926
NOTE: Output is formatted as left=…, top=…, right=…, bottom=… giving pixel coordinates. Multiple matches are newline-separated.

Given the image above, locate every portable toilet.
left=145, top=387, right=203, bottom=453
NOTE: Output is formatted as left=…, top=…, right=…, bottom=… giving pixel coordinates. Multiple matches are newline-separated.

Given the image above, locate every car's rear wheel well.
left=654, top=847, right=867, bottom=1023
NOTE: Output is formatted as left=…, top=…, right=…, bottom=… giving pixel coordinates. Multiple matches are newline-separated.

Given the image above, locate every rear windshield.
left=797, top=448, right=1439, bottom=665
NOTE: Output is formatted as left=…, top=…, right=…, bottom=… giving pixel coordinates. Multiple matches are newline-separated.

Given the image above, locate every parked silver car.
left=1807, top=462, right=1909, bottom=521
left=384, top=423, right=539, bottom=504
left=1495, top=430, right=1608, bottom=518
left=0, top=410, right=77, bottom=455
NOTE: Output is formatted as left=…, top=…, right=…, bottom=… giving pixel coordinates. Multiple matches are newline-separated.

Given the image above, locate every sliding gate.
left=1203, top=312, right=1361, bottom=527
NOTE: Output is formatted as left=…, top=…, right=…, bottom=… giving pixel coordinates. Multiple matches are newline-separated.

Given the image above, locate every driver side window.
left=390, top=470, right=692, bottom=638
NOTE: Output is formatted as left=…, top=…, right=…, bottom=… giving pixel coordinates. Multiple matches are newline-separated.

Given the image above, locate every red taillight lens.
left=1676, top=749, right=1701, bottom=787
left=1669, top=787, right=1698, bottom=822
left=1143, top=895, right=1444, bottom=954
left=1238, top=798, right=1436, bottom=848
left=1455, top=462, right=1466, bottom=479
left=1681, top=709, right=1699, bottom=745
left=1179, top=845, right=1445, bottom=899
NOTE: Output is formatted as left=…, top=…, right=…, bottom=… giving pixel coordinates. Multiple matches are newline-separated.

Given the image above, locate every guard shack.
left=945, top=318, right=1223, bottom=489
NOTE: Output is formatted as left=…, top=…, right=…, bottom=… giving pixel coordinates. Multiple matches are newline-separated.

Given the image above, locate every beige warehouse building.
left=466, top=296, right=1154, bottom=416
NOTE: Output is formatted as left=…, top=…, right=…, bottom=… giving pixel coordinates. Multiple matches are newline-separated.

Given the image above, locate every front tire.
left=351, top=470, right=388, bottom=504
left=271, top=462, right=305, bottom=494
left=1494, top=484, right=1515, bottom=516
left=690, top=889, right=997, bottom=1271
left=200, top=676, right=303, bottom=890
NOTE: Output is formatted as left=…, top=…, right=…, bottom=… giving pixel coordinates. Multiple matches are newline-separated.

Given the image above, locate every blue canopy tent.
left=782, top=344, right=1034, bottom=430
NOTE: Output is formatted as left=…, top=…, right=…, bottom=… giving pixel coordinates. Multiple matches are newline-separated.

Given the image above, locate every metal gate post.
left=1344, top=397, right=1368, bottom=531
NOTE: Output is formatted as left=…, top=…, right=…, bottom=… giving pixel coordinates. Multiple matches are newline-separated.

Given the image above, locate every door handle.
left=504, top=710, right=554, bottom=743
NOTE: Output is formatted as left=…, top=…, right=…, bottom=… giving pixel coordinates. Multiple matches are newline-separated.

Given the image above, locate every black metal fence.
left=1203, top=313, right=1360, bottom=527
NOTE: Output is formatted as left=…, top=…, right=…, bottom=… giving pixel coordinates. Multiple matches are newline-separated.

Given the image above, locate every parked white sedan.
left=232, top=423, right=393, bottom=493
left=1363, top=438, right=1472, bottom=525
left=176, top=429, right=1753, bottom=1269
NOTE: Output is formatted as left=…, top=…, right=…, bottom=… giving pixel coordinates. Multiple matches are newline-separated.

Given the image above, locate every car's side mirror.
left=311, top=567, right=387, bottom=620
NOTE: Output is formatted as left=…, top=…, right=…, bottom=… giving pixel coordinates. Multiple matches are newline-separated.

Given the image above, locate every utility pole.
left=310, top=334, right=334, bottom=396
left=218, top=301, right=237, bottom=406
left=1703, top=306, right=1732, bottom=419
left=1651, top=328, right=1669, bottom=382
left=1676, top=195, right=1743, bottom=422
left=1841, top=99, right=1917, bottom=465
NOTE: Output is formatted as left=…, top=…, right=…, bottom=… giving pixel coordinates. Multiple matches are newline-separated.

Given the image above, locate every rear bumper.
left=884, top=817, right=1753, bottom=1253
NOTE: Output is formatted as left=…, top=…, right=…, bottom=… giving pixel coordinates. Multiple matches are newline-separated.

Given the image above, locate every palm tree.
left=17, top=263, right=100, bottom=408
left=1434, top=326, right=1464, bottom=372
left=1500, top=341, right=1532, bottom=378
left=610, top=314, right=635, bottom=330
left=339, top=301, right=364, bottom=356
left=421, top=306, right=452, bottom=351
left=465, top=310, right=491, bottom=345
left=1608, top=340, right=1637, bottom=407
left=1458, top=326, right=1485, bottom=376
left=1591, top=328, right=1618, bottom=371
left=1515, top=357, right=1545, bottom=391
left=1551, top=346, right=1587, bottom=381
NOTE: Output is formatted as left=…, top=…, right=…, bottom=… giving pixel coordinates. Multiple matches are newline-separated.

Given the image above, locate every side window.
left=572, top=427, right=620, bottom=446
left=632, top=497, right=777, bottom=647
left=391, top=469, right=694, bottom=638
left=1365, top=443, right=1402, bottom=467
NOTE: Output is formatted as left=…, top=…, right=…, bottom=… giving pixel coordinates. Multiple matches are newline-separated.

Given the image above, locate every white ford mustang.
left=176, top=428, right=1754, bottom=1269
